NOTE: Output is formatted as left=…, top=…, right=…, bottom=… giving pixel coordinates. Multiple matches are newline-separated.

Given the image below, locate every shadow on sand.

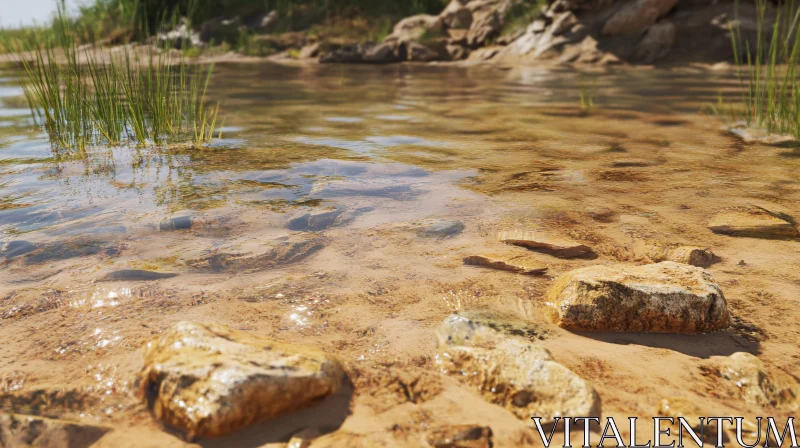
left=198, top=382, right=353, bottom=448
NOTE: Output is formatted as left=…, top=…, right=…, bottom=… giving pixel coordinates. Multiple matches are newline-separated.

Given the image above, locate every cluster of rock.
left=314, top=0, right=761, bottom=65
left=153, top=0, right=775, bottom=65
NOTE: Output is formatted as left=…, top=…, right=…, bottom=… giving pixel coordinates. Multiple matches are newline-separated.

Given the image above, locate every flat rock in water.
left=498, top=230, right=594, bottom=258
left=136, top=322, right=345, bottom=440
left=0, top=413, right=111, bottom=448
left=158, top=216, right=193, bottom=231
left=546, top=261, right=730, bottom=333
left=463, top=254, right=547, bottom=275
left=435, top=314, right=600, bottom=422
left=96, top=270, right=179, bottom=282
left=708, top=207, right=798, bottom=239
left=414, top=219, right=465, bottom=238
left=719, top=352, right=800, bottom=411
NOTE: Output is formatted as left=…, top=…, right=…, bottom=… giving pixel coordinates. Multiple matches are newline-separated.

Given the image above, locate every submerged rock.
left=414, top=219, right=465, bottom=238
left=0, top=240, right=38, bottom=259
left=136, top=322, right=345, bottom=440
left=498, top=230, right=594, bottom=258
left=158, top=216, right=193, bottom=231
left=288, top=207, right=368, bottom=232
left=188, top=238, right=325, bottom=273
left=546, top=262, right=730, bottom=333
left=719, top=352, right=800, bottom=411
left=0, top=413, right=111, bottom=448
left=708, top=206, right=798, bottom=239
left=7, top=239, right=107, bottom=264
left=96, top=270, right=179, bottom=282
left=463, top=254, right=547, bottom=275
left=426, top=424, right=493, bottom=448
left=435, top=314, right=600, bottom=422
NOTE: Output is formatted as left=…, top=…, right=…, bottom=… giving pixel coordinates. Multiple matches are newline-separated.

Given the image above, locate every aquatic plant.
left=579, top=75, right=596, bottom=111
left=5, top=1, right=220, bottom=155
left=723, top=0, right=800, bottom=137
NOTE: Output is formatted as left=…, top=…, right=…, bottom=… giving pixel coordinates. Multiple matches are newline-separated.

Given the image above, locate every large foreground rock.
left=708, top=206, right=799, bottom=239
left=719, top=352, right=800, bottom=411
left=546, top=262, right=730, bottom=333
left=435, top=314, right=600, bottom=422
left=136, top=322, right=345, bottom=440
left=0, top=413, right=110, bottom=448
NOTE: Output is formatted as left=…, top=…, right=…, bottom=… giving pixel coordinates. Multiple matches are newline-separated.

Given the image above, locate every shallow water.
left=2, top=62, right=800, bottom=443
left=0, top=63, right=750, bottom=241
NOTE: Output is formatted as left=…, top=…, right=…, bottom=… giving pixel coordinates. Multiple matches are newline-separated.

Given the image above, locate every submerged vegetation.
left=3, top=2, right=220, bottom=156
left=720, top=0, right=800, bottom=138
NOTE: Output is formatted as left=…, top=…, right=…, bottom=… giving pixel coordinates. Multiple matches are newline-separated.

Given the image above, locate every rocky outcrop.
left=136, top=322, right=345, bottom=440
left=465, top=0, right=506, bottom=47
left=384, top=14, right=444, bottom=44
left=435, top=314, right=601, bottom=422
left=498, top=230, right=594, bottom=258
left=0, top=413, right=111, bottom=448
left=311, top=0, right=767, bottom=65
left=708, top=206, right=799, bottom=240
left=463, top=254, right=547, bottom=275
left=441, top=1, right=473, bottom=30
left=546, top=262, right=730, bottom=333
left=602, top=0, right=680, bottom=36
left=719, top=352, right=800, bottom=411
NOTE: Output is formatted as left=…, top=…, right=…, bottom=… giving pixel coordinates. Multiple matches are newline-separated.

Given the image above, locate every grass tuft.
left=3, top=1, right=220, bottom=155
left=720, top=0, right=800, bottom=138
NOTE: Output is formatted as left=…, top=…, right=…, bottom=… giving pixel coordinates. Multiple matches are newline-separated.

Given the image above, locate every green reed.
left=724, top=0, right=800, bottom=137
left=579, top=75, right=596, bottom=111
left=5, top=1, right=220, bottom=155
